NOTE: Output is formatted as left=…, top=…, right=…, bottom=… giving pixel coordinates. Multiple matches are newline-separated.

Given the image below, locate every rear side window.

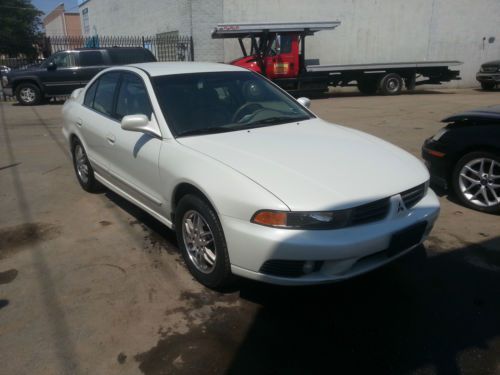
left=108, top=49, right=156, bottom=65
left=79, top=51, right=105, bottom=67
left=115, top=73, right=153, bottom=119
left=92, top=72, right=120, bottom=117
left=84, top=80, right=98, bottom=107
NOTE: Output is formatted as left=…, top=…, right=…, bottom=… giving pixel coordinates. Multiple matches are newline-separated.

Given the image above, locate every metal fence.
left=44, top=35, right=194, bottom=62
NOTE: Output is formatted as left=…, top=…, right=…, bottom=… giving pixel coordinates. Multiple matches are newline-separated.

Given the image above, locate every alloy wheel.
left=182, top=210, right=217, bottom=274
left=19, top=87, right=36, bottom=103
left=458, top=157, right=500, bottom=207
left=74, top=144, right=89, bottom=184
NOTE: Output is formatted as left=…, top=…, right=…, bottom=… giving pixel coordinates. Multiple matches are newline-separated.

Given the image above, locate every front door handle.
left=105, top=134, right=116, bottom=144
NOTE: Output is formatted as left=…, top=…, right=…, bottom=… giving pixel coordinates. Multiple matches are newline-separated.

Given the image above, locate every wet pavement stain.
left=0, top=269, right=18, bottom=285
left=0, top=223, right=60, bottom=257
left=99, top=220, right=112, bottom=227
left=117, top=352, right=127, bottom=364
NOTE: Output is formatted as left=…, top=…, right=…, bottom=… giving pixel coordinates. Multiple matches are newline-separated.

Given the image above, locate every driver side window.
left=51, top=52, right=74, bottom=68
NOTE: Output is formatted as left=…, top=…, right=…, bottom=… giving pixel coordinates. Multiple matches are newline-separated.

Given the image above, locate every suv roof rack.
left=212, top=21, right=341, bottom=38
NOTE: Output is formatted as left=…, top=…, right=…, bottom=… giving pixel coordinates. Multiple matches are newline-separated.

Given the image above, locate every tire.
left=71, top=139, right=102, bottom=193
left=481, top=82, right=496, bottom=90
left=357, top=79, right=378, bottom=95
left=378, top=73, right=403, bottom=95
left=15, top=82, right=42, bottom=105
left=452, top=151, right=500, bottom=214
left=175, top=194, right=233, bottom=289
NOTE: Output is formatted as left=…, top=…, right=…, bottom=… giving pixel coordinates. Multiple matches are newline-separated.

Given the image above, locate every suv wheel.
left=452, top=151, right=500, bottom=213
left=16, top=83, right=42, bottom=105
left=175, top=194, right=233, bottom=289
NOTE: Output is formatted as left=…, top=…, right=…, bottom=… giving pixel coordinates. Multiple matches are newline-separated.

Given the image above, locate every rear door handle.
left=106, top=134, right=116, bottom=144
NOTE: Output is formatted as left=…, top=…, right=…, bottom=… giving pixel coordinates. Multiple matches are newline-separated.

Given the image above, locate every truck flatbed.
left=306, top=61, right=462, bottom=72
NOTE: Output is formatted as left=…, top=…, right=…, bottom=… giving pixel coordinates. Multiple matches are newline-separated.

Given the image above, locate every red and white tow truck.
left=212, top=21, right=462, bottom=95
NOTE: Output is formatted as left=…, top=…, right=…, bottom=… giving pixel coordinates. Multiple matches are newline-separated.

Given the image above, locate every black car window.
left=79, top=51, right=105, bottom=67
left=92, top=72, right=120, bottom=117
left=51, top=52, right=73, bottom=68
left=115, top=73, right=153, bottom=119
left=108, top=49, right=156, bottom=65
left=84, top=79, right=98, bottom=107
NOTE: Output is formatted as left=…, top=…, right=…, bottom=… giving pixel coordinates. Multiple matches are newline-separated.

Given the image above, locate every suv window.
left=79, top=51, right=105, bottom=67
left=84, top=80, right=98, bottom=107
left=108, top=49, right=156, bottom=65
left=115, top=73, right=153, bottom=119
left=41, top=52, right=75, bottom=68
left=92, top=72, right=121, bottom=117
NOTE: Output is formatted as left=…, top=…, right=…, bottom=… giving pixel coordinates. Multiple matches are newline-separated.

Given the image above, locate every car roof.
left=128, top=62, right=247, bottom=76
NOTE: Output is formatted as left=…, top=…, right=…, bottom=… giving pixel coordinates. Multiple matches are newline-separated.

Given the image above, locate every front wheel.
left=452, top=151, right=500, bottom=213
left=16, top=83, right=42, bottom=105
left=175, top=194, right=233, bottom=289
left=71, top=140, right=102, bottom=193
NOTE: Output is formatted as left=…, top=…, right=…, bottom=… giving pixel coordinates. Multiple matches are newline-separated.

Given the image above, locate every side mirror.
left=297, top=97, right=311, bottom=108
left=121, top=114, right=160, bottom=138
left=47, top=62, right=57, bottom=71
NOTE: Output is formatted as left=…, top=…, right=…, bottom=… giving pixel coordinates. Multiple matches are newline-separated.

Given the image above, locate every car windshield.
left=152, top=71, right=313, bottom=137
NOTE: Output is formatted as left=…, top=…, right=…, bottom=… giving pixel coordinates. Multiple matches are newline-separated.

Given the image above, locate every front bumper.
left=222, top=189, right=440, bottom=285
left=476, top=72, right=500, bottom=83
left=421, top=138, right=452, bottom=190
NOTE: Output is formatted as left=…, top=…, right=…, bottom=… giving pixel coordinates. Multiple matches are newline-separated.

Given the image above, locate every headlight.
left=251, top=209, right=351, bottom=229
left=432, top=128, right=448, bottom=141
left=1, top=76, right=8, bottom=87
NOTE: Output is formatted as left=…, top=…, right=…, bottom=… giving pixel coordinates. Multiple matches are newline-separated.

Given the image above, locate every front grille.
left=260, top=260, right=323, bottom=278
left=401, top=183, right=426, bottom=209
left=350, top=197, right=390, bottom=225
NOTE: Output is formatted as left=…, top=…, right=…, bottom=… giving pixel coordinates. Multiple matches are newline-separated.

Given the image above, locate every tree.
left=0, top=0, right=43, bottom=58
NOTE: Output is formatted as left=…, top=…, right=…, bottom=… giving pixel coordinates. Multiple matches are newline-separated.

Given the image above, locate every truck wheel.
left=358, top=79, right=378, bottom=95
left=379, top=73, right=403, bottom=95
left=16, top=83, right=42, bottom=105
left=481, top=82, right=496, bottom=90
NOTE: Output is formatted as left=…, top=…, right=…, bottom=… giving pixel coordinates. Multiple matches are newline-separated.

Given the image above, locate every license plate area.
left=387, top=221, right=427, bottom=257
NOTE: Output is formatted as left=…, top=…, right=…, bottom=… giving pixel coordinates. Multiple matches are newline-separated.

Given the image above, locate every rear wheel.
left=175, top=194, right=233, bottom=289
left=481, top=82, right=496, bottom=90
left=379, top=73, right=403, bottom=95
left=16, top=83, right=42, bottom=105
left=452, top=151, right=500, bottom=213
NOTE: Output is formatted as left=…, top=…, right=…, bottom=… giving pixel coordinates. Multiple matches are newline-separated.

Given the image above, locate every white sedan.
left=62, top=62, right=440, bottom=288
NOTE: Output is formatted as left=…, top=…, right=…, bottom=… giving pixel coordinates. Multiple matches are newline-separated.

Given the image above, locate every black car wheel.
left=481, top=82, right=496, bottom=90
left=452, top=151, right=500, bottom=213
left=71, top=139, right=102, bottom=193
left=16, top=83, right=42, bottom=105
left=175, top=194, right=233, bottom=289
left=379, top=73, right=403, bottom=95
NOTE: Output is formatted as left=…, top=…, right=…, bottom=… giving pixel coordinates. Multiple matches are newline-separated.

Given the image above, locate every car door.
left=78, top=71, right=121, bottom=177
left=39, top=52, right=80, bottom=95
left=77, top=50, right=108, bottom=87
left=104, top=72, right=164, bottom=212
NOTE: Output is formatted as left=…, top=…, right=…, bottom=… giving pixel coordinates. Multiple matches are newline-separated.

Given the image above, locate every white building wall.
left=222, top=0, right=500, bottom=87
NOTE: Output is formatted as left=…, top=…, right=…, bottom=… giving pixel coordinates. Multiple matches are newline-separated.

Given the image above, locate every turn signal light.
left=252, top=211, right=287, bottom=227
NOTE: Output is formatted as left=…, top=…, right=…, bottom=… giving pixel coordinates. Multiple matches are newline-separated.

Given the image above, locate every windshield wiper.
left=177, top=127, right=234, bottom=137
left=247, top=116, right=310, bottom=127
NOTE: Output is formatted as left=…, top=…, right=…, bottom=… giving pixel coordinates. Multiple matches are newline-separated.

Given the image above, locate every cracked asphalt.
left=0, top=88, right=499, bottom=375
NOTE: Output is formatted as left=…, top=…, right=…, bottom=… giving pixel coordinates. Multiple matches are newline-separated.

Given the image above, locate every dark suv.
left=476, top=60, right=500, bottom=90
left=1, top=47, right=156, bottom=105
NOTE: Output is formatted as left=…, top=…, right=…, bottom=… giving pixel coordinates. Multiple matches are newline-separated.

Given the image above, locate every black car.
left=476, top=60, right=500, bottom=90
left=422, top=106, right=500, bottom=213
left=1, top=47, right=156, bottom=105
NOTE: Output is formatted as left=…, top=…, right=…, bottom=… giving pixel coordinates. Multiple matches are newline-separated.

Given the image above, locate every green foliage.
left=0, top=0, right=43, bottom=57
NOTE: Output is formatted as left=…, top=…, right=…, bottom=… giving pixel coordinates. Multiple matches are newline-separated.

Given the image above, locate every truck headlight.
left=251, top=209, right=351, bottom=229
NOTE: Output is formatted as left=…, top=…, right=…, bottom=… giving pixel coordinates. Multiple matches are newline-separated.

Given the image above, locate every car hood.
left=481, top=60, right=500, bottom=67
left=177, top=118, right=429, bottom=211
left=442, top=105, right=500, bottom=123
